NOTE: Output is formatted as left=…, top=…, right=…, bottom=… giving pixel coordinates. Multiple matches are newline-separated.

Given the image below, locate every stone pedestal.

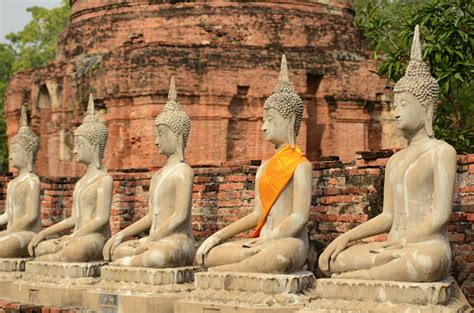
left=298, top=277, right=472, bottom=313
left=83, top=265, right=199, bottom=313
left=175, top=271, right=316, bottom=313
left=4, top=260, right=106, bottom=309
left=0, top=258, right=31, bottom=300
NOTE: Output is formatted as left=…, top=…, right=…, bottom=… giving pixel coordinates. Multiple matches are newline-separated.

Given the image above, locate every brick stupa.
left=4, top=0, right=390, bottom=176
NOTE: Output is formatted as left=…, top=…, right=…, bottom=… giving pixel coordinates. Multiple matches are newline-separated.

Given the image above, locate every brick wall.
left=0, top=152, right=472, bottom=304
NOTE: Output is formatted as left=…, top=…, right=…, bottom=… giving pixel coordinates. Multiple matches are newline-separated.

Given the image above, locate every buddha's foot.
left=333, top=269, right=370, bottom=279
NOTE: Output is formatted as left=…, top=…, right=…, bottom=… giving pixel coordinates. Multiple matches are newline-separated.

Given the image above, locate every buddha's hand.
left=196, top=235, right=222, bottom=266
left=28, top=233, right=46, bottom=257
left=134, top=242, right=152, bottom=255
left=318, top=235, right=349, bottom=275
left=103, top=234, right=124, bottom=261
left=370, top=239, right=404, bottom=266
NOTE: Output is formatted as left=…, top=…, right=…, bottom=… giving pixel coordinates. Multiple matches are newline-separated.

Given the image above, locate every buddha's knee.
left=35, top=240, right=55, bottom=257
left=142, top=250, right=170, bottom=268
left=407, top=252, right=448, bottom=282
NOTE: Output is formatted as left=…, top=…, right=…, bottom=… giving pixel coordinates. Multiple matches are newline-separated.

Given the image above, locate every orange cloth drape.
left=251, top=144, right=307, bottom=238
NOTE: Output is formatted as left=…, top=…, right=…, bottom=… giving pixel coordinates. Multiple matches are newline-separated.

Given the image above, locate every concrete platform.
left=175, top=271, right=316, bottom=313
left=3, top=260, right=107, bottom=309
left=83, top=265, right=199, bottom=313
left=298, top=277, right=472, bottom=313
left=0, top=258, right=32, bottom=301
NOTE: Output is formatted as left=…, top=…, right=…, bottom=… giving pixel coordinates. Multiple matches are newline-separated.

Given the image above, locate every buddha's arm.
left=267, top=161, right=312, bottom=239
left=405, top=144, right=456, bottom=243
left=8, top=177, right=40, bottom=232
left=0, top=183, right=10, bottom=226
left=38, top=217, right=76, bottom=238
left=72, top=175, right=113, bottom=237
left=150, top=169, right=193, bottom=240
left=117, top=215, right=152, bottom=239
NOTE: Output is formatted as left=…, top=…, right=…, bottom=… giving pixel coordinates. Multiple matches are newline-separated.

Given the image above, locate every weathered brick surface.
left=3, top=0, right=391, bottom=177
left=0, top=152, right=472, bottom=304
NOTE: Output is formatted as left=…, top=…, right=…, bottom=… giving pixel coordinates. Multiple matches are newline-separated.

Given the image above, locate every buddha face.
left=9, top=143, right=29, bottom=170
left=154, top=124, right=179, bottom=157
left=262, top=108, right=293, bottom=147
left=393, top=92, right=426, bottom=134
left=73, top=135, right=98, bottom=165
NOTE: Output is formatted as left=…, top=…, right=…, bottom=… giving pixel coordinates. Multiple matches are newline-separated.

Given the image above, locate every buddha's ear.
left=287, top=112, right=296, bottom=148
left=176, top=132, right=185, bottom=162
left=93, top=143, right=102, bottom=169
left=425, top=103, right=435, bottom=138
left=27, top=150, right=34, bottom=172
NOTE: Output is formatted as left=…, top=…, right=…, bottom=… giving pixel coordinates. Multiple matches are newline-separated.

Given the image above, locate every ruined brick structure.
left=3, top=0, right=393, bottom=177
left=0, top=152, right=472, bottom=304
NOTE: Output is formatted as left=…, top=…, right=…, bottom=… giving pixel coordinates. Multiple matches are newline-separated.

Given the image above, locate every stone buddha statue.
left=196, top=55, right=313, bottom=273
left=102, top=77, right=196, bottom=268
left=28, top=95, right=113, bottom=262
left=0, top=106, right=41, bottom=258
left=318, top=25, right=457, bottom=282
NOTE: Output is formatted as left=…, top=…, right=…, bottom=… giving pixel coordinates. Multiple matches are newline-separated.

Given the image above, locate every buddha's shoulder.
left=432, top=139, right=457, bottom=156
left=14, top=173, right=40, bottom=187
left=97, top=171, right=113, bottom=185
left=295, top=159, right=313, bottom=173
left=173, top=162, right=194, bottom=179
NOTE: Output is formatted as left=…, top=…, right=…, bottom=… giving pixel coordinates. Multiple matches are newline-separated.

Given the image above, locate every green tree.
left=0, top=0, right=70, bottom=172
left=353, top=0, right=473, bottom=153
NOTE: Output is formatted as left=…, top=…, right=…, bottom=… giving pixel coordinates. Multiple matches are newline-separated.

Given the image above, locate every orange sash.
left=251, top=144, right=308, bottom=238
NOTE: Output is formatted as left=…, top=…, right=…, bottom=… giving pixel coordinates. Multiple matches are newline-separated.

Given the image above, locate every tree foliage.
left=0, top=1, right=70, bottom=172
left=353, top=0, right=473, bottom=153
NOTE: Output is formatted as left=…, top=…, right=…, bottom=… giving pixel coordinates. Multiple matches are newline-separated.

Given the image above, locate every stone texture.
left=0, top=258, right=30, bottom=272
left=82, top=266, right=199, bottom=313
left=194, top=271, right=315, bottom=295
left=4, top=0, right=391, bottom=177
left=315, top=277, right=455, bottom=305
left=100, top=265, right=199, bottom=285
left=299, top=277, right=472, bottom=313
left=174, top=271, right=315, bottom=312
left=25, top=260, right=106, bottom=278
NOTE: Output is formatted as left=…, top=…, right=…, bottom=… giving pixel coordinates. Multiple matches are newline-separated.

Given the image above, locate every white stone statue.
left=196, top=55, right=313, bottom=273
left=28, top=95, right=113, bottom=262
left=318, top=25, right=457, bottom=282
left=103, top=77, right=196, bottom=268
left=0, top=106, right=41, bottom=257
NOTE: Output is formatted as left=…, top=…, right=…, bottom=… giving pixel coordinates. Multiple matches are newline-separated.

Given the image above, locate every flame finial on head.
left=410, top=25, right=422, bottom=62
left=279, top=54, right=290, bottom=84
left=168, top=76, right=177, bottom=102
left=87, top=93, right=96, bottom=116
left=20, top=105, right=28, bottom=128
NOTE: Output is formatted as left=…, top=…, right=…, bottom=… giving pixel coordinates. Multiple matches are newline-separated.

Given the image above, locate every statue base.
left=83, top=265, right=199, bottom=313
left=174, top=271, right=316, bottom=313
left=3, top=260, right=106, bottom=309
left=298, top=277, right=472, bottom=313
left=0, top=258, right=31, bottom=300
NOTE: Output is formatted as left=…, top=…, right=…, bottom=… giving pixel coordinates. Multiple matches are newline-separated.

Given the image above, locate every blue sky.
left=0, top=0, right=62, bottom=43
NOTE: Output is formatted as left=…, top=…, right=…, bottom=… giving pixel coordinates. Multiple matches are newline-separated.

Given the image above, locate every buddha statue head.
left=154, top=76, right=191, bottom=161
left=393, top=25, right=439, bottom=137
left=73, top=94, right=108, bottom=169
left=11, top=106, right=39, bottom=172
left=263, top=55, right=304, bottom=148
